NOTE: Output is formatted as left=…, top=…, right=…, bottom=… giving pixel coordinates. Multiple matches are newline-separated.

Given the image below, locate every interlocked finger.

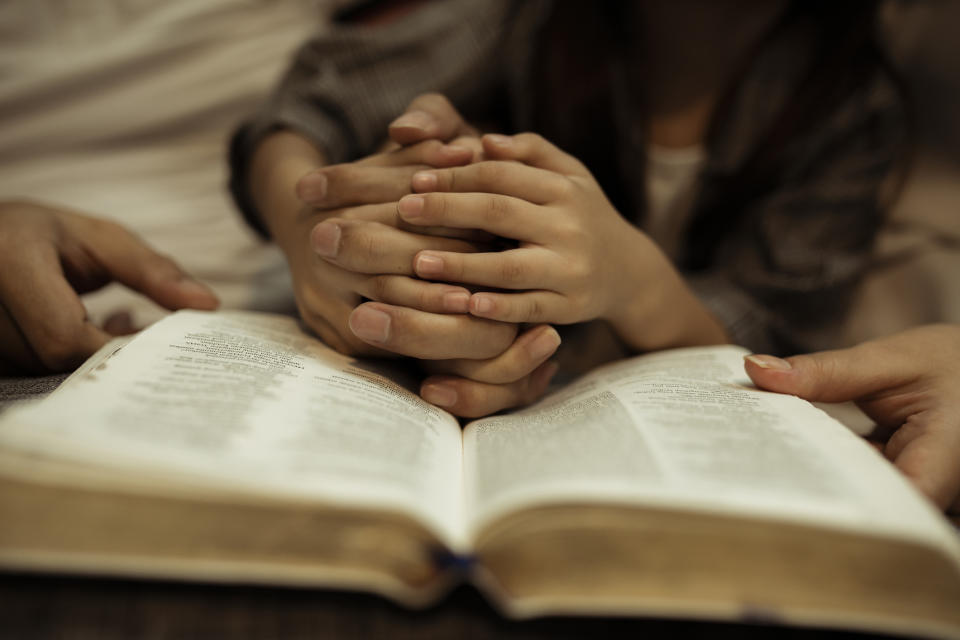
left=420, top=361, right=558, bottom=418
left=358, top=275, right=471, bottom=314
left=311, top=219, right=485, bottom=275
left=347, top=301, right=517, bottom=360
left=422, top=324, right=560, bottom=384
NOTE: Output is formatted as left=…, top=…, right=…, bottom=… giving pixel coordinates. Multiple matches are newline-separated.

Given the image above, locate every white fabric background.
left=0, top=0, right=328, bottom=328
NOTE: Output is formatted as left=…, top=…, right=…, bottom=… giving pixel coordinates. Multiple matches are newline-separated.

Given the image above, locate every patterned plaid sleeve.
left=689, top=72, right=907, bottom=355
left=228, top=0, right=515, bottom=237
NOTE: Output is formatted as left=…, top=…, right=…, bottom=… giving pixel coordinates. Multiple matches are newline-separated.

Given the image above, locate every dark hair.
left=529, top=1, right=910, bottom=267
left=685, top=0, right=912, bottom=269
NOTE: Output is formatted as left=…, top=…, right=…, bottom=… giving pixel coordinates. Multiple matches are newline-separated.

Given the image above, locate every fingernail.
left=485, top=134, right=512, bottom=147
left=415, top=253, right=444, bottom=276
left=422, top=384, right=457, bottom=408
left=398, top=195, right=425, bottom=219
left=311, top=221, right=341, bottom=257
left=297, top=172, right=327, bottom=202
left=472, top=294, right=494, bottom=315
left=528, top=327, right=561, bottom=361
left=442, top=291, right=470, bottom=313
left=349, top=306, right=391, bottom=343
left=411, top=171, right=438, bottom=191
left=390, top=110, right=432, bottom=132
left=745, top=354, right=792, bottom=371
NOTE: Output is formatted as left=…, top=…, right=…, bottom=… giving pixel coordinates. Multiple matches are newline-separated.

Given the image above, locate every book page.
left=0, top=311, right=465, bottom=547
left=463, top=346, right=959, bottom=554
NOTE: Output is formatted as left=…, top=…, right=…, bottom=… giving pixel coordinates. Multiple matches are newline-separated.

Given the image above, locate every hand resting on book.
left=251, top=97, right=561, bottom=418
left=401, top=132, right=729, bottom=354
left=745, top=324, right=960, bottom=513
left=0, top=200, right=218, bottom=374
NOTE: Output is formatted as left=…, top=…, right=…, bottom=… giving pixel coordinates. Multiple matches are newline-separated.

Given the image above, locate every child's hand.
left=745, top=324, right=960, bottom=513
left=388, top=97, right=564, bottom=417
left=0, top=201, right=218, bottom=373
left=417, top=323, right=561, bottom=418
left=398, top=133, right=727, bottom=352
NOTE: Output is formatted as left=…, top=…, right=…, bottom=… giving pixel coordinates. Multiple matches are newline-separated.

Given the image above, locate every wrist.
left=606, top=230, right=728, bottom=351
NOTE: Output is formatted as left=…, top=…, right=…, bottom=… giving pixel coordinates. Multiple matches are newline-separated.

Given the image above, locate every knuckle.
left=416, top=284, right=439, bottom=311
left=499, top=255, right=526, bottom=286
left=367, top=275, right=392, bottom=302
left=551, top=218, right=579, bottom=242
left=483, top=194, right=510, bottom=226
left=498, top=255, right=525, bottom=285
left=447, top=255, right=467, bottom=281
left=568, top=256, right=592, bottom=281
left=524, top=297, right=545, bottom=322
left=345, top=225, right=381, bottom=264
left=553, top=177, right=578, bottom=200
left=476, top=161, right=505, bottom=187
left=424, top=192, right=449, bottom=221
left=442, top=167, right=457, bottom=193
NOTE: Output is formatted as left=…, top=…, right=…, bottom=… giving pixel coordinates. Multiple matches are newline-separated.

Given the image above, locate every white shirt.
left=643, top=143, right=706, bottom=261
left=0, top=0, right=324, bottom=326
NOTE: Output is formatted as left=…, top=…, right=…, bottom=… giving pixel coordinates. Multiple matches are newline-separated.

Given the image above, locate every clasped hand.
left=281, top=95, right=563, bottom=417
left=289, top=94, right=725, bottom=417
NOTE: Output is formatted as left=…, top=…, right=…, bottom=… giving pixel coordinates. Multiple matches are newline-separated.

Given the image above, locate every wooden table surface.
left=0, top=571, right=905, bottom=640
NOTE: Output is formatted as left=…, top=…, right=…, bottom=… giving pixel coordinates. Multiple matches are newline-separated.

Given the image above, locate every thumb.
left=743, top=346, right=896, bottom=403
left=79, top=220, right=220, bottom=312
left=388, top=93, right=478, bottom=146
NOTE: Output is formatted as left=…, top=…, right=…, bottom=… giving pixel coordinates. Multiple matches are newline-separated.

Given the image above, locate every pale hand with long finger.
left=744, top=324, right=960, bottom=514
left=0, top=201, right=218, bottom=374
left=399, top=133, right=729, bottom=353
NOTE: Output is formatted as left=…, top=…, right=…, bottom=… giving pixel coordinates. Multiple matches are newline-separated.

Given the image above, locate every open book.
left=0, top=310, right=958, bottom=638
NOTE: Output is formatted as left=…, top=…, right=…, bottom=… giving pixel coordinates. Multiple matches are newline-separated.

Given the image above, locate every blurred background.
left=0, top=0, right=957, bottom=346
left=843, top=0, right=960, bottom=344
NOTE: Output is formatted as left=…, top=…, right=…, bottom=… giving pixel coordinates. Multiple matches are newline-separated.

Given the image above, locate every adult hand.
left=254, top=131, right=516, bottom=359
left=744, top=324, right=960, bottom=513
left=255, top=107, right=561, bottom=418
left=389, top=97, right=563, bottom=417
left=398, top=133, right=728, bottom=352
left=0, top=200, right=218, bottom=373
left=307, top=138, right=561, bottom=417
